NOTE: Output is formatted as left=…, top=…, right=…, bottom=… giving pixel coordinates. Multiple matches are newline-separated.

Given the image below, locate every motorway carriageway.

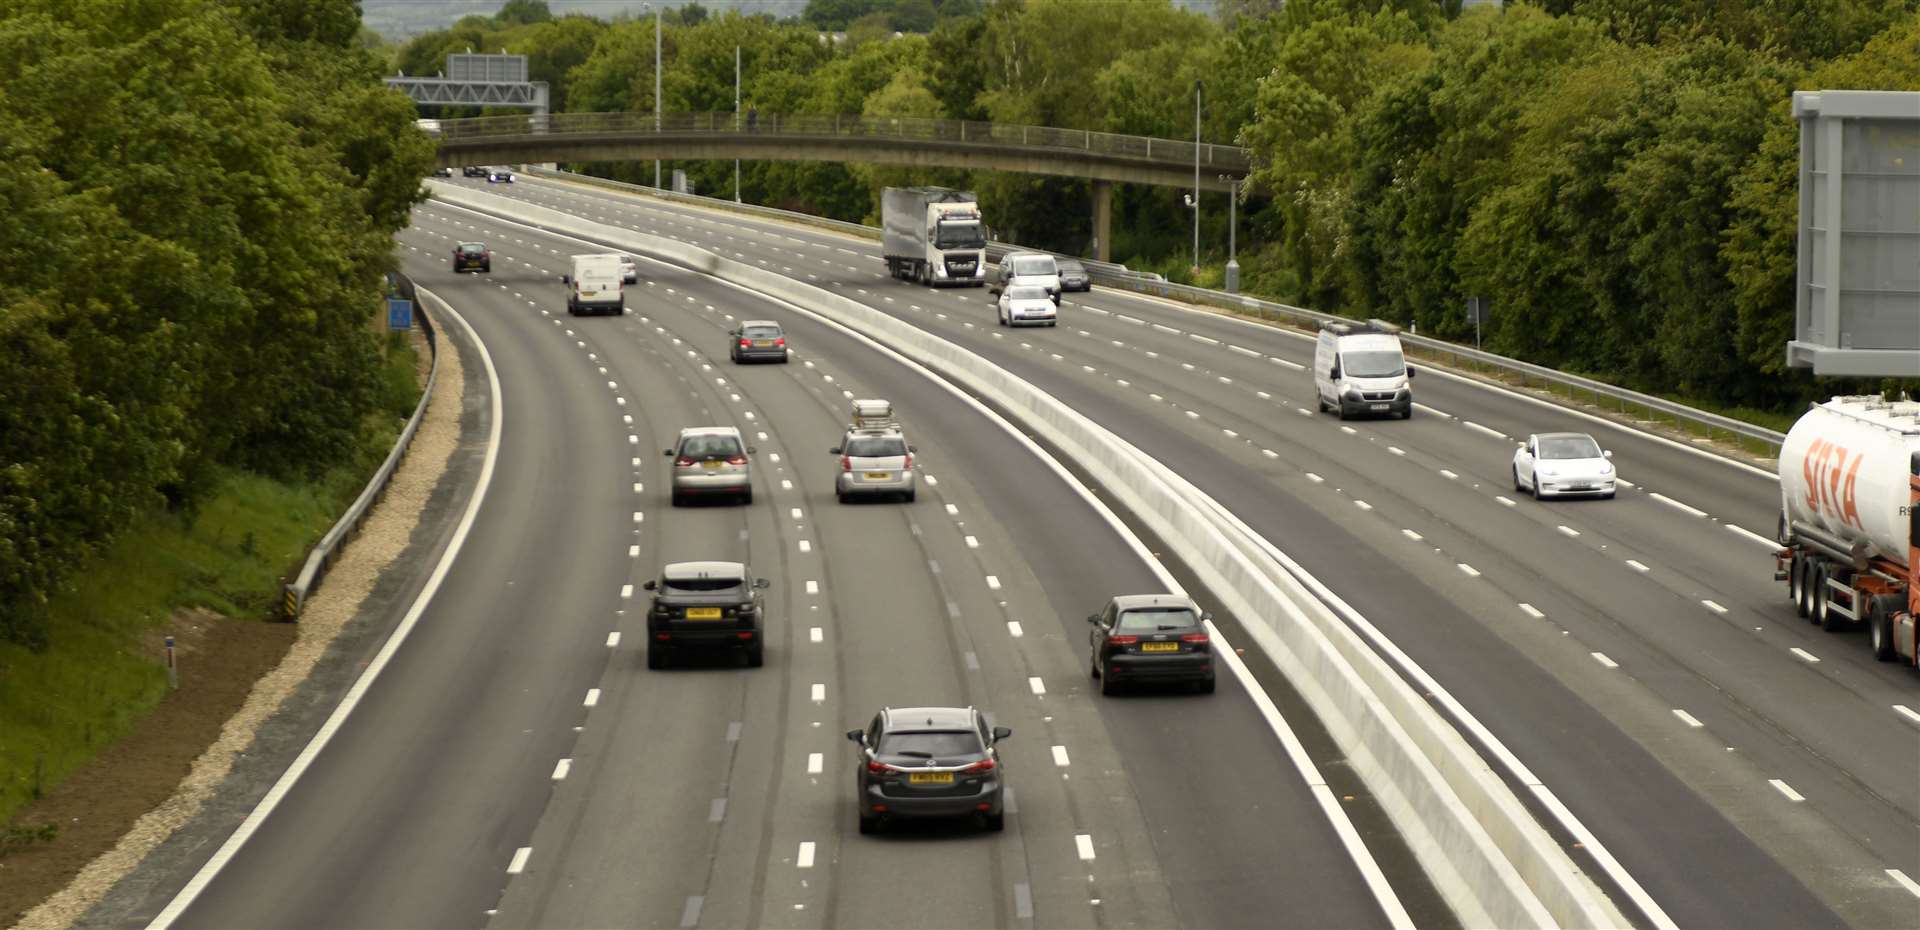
left=139, top=204, right=1417, bottom=930
left=443, top=173, right=1920, bottom=930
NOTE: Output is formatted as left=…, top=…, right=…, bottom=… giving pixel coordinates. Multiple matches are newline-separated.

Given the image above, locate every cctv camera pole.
left=734, top=45, right=742, bottom=203
left=1192, top=80, right=1202, bottom=272
left=1225, top=176, right=1240, bottom=294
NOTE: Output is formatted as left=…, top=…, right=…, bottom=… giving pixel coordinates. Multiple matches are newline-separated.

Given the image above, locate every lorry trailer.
left=882, top=187, right=987, bottom=287
left=1775, top=395, right=1920, bottom=665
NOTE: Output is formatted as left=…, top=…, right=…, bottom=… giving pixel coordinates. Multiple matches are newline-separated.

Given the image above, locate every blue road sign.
left=387, top=298, right=414, bottom=331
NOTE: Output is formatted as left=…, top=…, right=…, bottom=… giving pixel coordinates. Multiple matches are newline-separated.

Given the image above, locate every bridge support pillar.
left=1091, top=179, right=1112, bottom=263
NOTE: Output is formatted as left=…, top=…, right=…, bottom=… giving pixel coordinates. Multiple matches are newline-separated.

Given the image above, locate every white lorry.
left=562, top=254, right=625, bottom=316
left=1775, top=395, right=1920, bottom=666
left=882, top=187, right=987, bottom=287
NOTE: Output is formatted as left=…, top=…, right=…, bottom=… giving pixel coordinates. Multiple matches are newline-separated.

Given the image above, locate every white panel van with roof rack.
left=1313, top=320, right=1415, bottom=420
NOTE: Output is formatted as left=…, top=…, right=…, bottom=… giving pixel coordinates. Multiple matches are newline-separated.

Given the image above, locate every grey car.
left=1057, top=258, right=1091, bottom=293
left=847, top=706, right=1012, bottom=834
left=667, top=427, right=755, bottom=505
left=729, top=320, right=790, bottom=363
left=832, top=429, right=916, bottom=502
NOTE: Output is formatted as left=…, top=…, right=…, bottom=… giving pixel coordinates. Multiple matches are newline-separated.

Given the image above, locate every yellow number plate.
left=865, top=471, right=890, bottom=479
left=684, top=607, right=722, bottom=620
left=702, top=460, right=725, bottom=470
left=1139, top=642, right=1180, bottom=653
left=908, top=772, right=955, bottom=785
left=753, top=340, right=772, bottom=347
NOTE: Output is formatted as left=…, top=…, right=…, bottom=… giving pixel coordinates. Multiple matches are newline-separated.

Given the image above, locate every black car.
left=729, top=320, right=789, bottom=363
left=1088, top=594, right=1215, bottom=694
left=1058, top=258, right=1092, bottom=293
left=643, top=561, right=768, bottom=669
left=432, top=166, right=453, bottom=177
left=452, top=242, right=491, bottom=273
left=451, top=240, right=491, bottom=272
left=462, top=165, right=488, bottom=178
left=847, top=706, right=1011, bottom=834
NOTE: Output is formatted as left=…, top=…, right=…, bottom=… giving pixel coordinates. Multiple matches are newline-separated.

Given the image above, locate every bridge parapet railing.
left=436, top=110, right=1252, bottom=171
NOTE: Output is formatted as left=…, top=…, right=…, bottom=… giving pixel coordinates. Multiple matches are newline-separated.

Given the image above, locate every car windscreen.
left=1116, top=607, right=1200, bottom=632
left=679, top=435, right=742, bottom=458
left=1340, top=349, right=1405, bottom=378
left=1006, top=286, right=1050, bottom=301
left=742, top=325, right=782, bottom=339
left=845, top=436, right=907, bottom=457
left=1539, top=436, right=1602, bottom=460
left=935, top=221, right=985, bottom=249
left=663, top=577, right=743, bottom=594
left=1010, top=256, right=1056, bottom=276
left=877, top=730, right=982, bottom=758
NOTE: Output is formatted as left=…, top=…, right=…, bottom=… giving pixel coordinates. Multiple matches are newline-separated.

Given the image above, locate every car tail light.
left=866, top=760, right=899, bottom=777
left=725, top=454, right=748, bottom=466
left=840, top=455, right=852, bottom=472
left=960, top=758, right=996, bottom=774
left=903, top=453, right=913, bottom=469
left=674, top=456, right=695, bottom=467
left=1107, top=635, right=1139, bottom=646
left=736, top=631, right=755, bottom=640
left=1180, top=633, right=1209, bottom=644
left=740, top=338, right=752, bottom=348
left=774, top=338, right=786, bottom=347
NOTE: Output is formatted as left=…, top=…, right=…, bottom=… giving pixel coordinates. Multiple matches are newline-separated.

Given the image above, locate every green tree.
left=807, top=0, right=883, bottom=30
left=497, top=0, right=554, bottom=26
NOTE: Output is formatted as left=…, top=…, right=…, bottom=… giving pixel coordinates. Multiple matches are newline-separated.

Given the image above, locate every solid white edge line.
left=148, top=287, right=505, bottom=930
left=1888, top=869, right=1920, bottom=899
left=1527, top=787, right=1678, bottom=929
left=443, top=190, right=1417, bottom=926
left=1894, top=705, right=1920, bottom=727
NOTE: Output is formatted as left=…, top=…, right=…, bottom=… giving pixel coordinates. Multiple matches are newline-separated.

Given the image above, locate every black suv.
left=847, top=706, right=1011, bottom=834
left=462, top=165, right=487, bottom=178
left=452, top=242, right=490, bottom=273
left=1088, top=594, right=1215, bottom=694
left=643, top=561, right=768, bottom=669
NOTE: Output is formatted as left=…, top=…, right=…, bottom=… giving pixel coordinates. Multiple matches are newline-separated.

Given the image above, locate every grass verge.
left=0, top=329, right=423, bottom=830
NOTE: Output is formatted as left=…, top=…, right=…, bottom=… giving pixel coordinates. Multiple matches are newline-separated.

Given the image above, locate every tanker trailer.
left=1776, top=395, right=1920, bottom=664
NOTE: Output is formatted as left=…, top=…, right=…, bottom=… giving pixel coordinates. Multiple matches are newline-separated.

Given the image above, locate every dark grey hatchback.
left=1088, top=594, right=1216, bottom=694
left=847, top=706, right=1011, bottom=834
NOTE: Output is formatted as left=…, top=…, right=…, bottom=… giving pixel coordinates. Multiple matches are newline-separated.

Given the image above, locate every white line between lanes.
left=507, top=847, right=532, bottom=874
left=1768, top=779, right=1805, bottom=802
left=1895, top=705, right=1920, bottom=727
left=807, top=752, right=823, bottom=774
left=1519, top=604, right=1544, bottom=619
left=1889, top=869, right=1920, bottom=899
left=1051, top=745, right=1070, bottom=767
left=1702, top=600, right=1727, bottom=614
left=1791, top=647, right=1820, bottom=663
left=606, top=632, right=622, bottom=647
left=1591, top=653, right=1618, bottom=669
left=1671, top=709, right=1704, bottom=728
left=1726, top=523, right=1779, bottom=549
left=1027, top=676, right=1046, bottom=696
left=1463, top=420, right=1508, bottom=439
left=584, top=689, right=601, bottom=707
left=1007, top=621, right=1024, bottom=638
left=552, top=759, right=572, bottom=780
left=1649, top=492, right=1709, bottom=518
left=796, top=841, right=817, bottom=868
left=1075, top=834, right=1096, bottom=861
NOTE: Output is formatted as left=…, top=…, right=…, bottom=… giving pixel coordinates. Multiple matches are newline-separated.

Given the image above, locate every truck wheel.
left=1809, top=564, right=1831, bottom=627
left=1869, top=597, right=1897, bottom=662
left=1792, top=556, right=1810, bottom=617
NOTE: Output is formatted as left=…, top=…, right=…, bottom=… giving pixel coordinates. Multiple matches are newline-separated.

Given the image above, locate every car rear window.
left=663, top=577, right=743, bottom=593
left=680, top=434, right=743, bottom=457
left=878, top=730, right=982, bottom=757
left=845, top=436, right=907, bottom=457
left=1116, top=607, right=1200, bottom=632
left=742, top=325, right=782, bottom=339
left=458, top=244, right=486, bottom=254
left=1010, top=256, right=1056, bottom=275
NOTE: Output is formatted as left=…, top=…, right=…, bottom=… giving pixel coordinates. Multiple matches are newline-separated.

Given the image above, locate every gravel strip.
left=13, top=315, right=464, bottom=930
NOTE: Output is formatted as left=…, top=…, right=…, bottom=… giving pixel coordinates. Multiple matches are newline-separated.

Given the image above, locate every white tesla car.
left=1512, top=432, right=1616, bottom=499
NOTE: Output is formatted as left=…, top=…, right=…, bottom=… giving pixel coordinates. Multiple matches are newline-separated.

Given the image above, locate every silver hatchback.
left=667, top=427, right=755, bottom=505
left=832, top=430, right=916, bottom=503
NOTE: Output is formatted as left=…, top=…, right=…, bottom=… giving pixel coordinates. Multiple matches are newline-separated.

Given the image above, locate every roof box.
left=850, top=398, right=898, bottom=431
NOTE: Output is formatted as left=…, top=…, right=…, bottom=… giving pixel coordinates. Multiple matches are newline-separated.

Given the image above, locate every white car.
left=618, top=254, right=638, bottom=284
left=1512, top=432, right=1616, bottom=499
left=996, top=285, right=1057, bottom=327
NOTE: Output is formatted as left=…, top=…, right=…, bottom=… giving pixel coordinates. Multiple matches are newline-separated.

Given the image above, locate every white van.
left=1313, top=320, right=1414, bottom=419
left=997, top=252, right=1061, bottom=300
left=563, top=254, right=625, bottom=316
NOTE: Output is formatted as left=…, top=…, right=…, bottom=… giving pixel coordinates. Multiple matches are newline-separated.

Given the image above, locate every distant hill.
left=362, top=1, right=811, bottom=39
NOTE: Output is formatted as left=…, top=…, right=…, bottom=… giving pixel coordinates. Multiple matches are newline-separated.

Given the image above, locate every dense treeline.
left=399, top=0, right=1916, bottom=416
left=0, top=0, right=434, bottom=647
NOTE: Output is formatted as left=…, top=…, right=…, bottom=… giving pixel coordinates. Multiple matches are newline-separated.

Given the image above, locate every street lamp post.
left=1222, top=175, right=1240, bottom=294
left=735, top=45, right=741, bottom=203
left=1192, top=80, right=1202, bottom=272
left=655, top=5, right=664, bottom=189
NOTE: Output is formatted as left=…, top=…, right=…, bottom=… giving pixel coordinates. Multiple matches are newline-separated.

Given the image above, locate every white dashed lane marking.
left=1672, top=709, right=1704, bottom=728
left=1769, top=779, right=1805, bottom=802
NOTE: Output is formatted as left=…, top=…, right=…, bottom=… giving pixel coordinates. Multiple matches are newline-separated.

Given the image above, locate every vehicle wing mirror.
left=1051, top=293, right=1061, bottom=304
left=991, top=726, right=1013, bottom=742
left=829, top=447, right=842, bottom=455
left=561, top=274, right=571, bottom=284
left=846, top=729, right=865, bottom=745
left=664, top=449, right=676, bottom=457
left=641, top=580, right=657, bottom=590
left=989, top=286, right=1001, bottom=295
left=907, top=445, right=917, bottom=453
left=746, top=446, right=757, bottom=455
left=1406, top=367, right=1416, bottom=379
left=1086, top=614, right=1101, bottom=625
left=1603, top=450, right=1614, bottom=459
left=1329, top=365, right=1341, bottom=380
left=754, top=578, right=770, bottom=589
left=1201, top=611, right=1214, bottom=621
